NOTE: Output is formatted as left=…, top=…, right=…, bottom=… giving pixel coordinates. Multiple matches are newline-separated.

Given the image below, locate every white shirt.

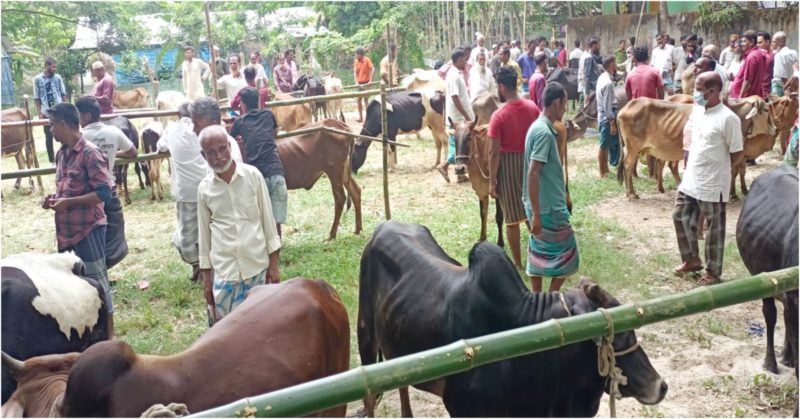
left=81, top=121, right=134, bottom=182
left=216, top=72, right=247, bottom=101
left=714, top=61, right=730, bottom=98
left=720, top=46, right=736, bottom=69
left=510, top=47, right=522, bottom=62
left=727, top=57, right=743, bottom=81
left=773, top=46, right=799, bottom=80
left=578, top=51, right=590, bottom=93
left=569, top=47, right=583, bottom=60
left=468, top=46, right=491, bottom=66
left=445, top=66, right=475, bottom=123
left=198, top=161, right=281, bottom=282
left=680, top=102, right=744, bottom=203
left=468, top=64, right=497, bottom=99
left=181, top=59, right=211, bottom=101
left=156, top=118, right=243, bottom=202
left=651, top=44, right=674, bottom=74
left=248, top=63, right=270, bottom=87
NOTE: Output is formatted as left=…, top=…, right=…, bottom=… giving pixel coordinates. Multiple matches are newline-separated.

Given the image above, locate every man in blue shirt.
left=517, top=40, right=537, bottom=93
left=33, top=57, right=68, bottom=163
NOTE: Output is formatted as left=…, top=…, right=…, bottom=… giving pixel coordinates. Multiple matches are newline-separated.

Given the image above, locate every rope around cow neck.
left=596, top=307, right=638, bottom=418
left=140, top=403, right=190, bottom=418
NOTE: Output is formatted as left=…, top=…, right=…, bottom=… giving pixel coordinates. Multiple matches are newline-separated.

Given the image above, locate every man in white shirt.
left=577, top=43, right=587, bottom=104
left=197, top=124, right=281, bottom=323
left=468, top=50, right=497, bottom=99
left=437, top=48, right=475, bottom=183
left=771, top=31, right=798, bottom=96
left=672, top=72, right=744, bottom=286
left=468, top=33, right=491, bottom=66
left=510, top=40, right=522, bottom=62
left=569, top=40, right=583, bottom=61
left=181, top=46, right=211, bottom=101
left=720, top=34, right=738, bottom=69
left=651, top=33, right=675, bottom=93
left=74, top=96, right=136, bottom=180
left=249, top=52, right=270, bottom=91
left=216, top=55, right=247, bottom=102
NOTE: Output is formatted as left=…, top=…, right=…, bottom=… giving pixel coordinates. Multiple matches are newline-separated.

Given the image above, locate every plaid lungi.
left=526, top=207, right=580, bottom=278
left=497, top=152, right=527, bottom=225
left=60, top=225, right=113, bottom=314
left=212, top=269, right=267, bottom=318
left=172, top=201, right=199, bottom=266
left=672, top=191, right=726, bottom=278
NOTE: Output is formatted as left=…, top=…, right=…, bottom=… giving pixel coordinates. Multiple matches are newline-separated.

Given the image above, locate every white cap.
left=91, top=61, right=104, bottom=70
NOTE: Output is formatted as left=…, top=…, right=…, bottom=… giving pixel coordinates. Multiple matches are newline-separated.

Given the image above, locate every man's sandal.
left=673, top=262, right=703, bottom=276
left=697, top=272, right=721, bottom=286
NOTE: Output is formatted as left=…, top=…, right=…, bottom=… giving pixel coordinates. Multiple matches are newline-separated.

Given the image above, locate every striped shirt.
left=54, top=137, right=113, bottom=249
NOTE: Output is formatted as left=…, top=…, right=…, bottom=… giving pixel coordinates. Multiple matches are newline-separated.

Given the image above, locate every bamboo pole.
left=190, top=267, right=799, bottom=418
left=633, top=0, right=647, bottom=47
left=204, top=2, right=218, bottom=100
left=1, top=152, right=171, bottom=181
left=21, top=95, right=44, bottom=193
left=380, top=79, right=391, bottom=221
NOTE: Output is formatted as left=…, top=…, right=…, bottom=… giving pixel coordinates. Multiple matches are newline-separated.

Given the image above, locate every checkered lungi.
left=526, top=207, right=580, bottom=278
left=672, top=191, right=726, bottom=278
left=497, top=152, right=527, bottom=225
left=212, top=269, right=267, bottom=318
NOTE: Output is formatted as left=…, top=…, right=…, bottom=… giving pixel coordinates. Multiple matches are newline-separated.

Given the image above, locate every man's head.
left=757, top=31, right=772, bottom=51
left=499, top=47, right=510, bottom=64
left=543, top=82, right=567, bottom=120
left=452, top=48, right=467, bottom=70
left=388, top=43, right=397, bottom=59
left=729, top=34, right=739, bottom=48
left=633, top=45, right=649, bottom=65
left=684, top=34, right=698, bottom=52
left=741, top=30, right=758, bottom=51
left=277, top=56, right=286, bottom=66
left=527, top=39, right=536, bottom=53
left=494, top=65, right=518, bottom=103
left=44, top=57, right=56, bottom=76
left=618, top=39, right=626, bottom=50
left=189, top=97, right=221, bottom=135
left=574, top=39, right=581, bottom=49
left=693, top=57, right=715, bottom=76
left=178, top=102, right=192, bottom=119
left=229, top=55, right=240, bottom=73
left=48, top=103, right=81, bottom=143
left=199, top=125, right=233, bottom=174
left=534, top=52, right=548, bottom=70
left=774, top=31, right=787, bottom=49
left=695, top=71, right=722, bottom=107
left=734, top=39, right=743, bottom=55
left=656, top=33, right=666, bottom=47
left=244, top=65, right=256, bottom=83
left=284, top=49, right=294, bottom=61
left=184, top=46, right=194, bottom=60
left=588, top=37, right=601, bottom=54
left=491, top=44, right=499, bottom=54
left=476, top=34, right=485, bottom=47
left=249, top=52, right=258, bottom=64
left=477, top=51, right=487, bottom=67
left=91, top=61, right=105, bottom=80
left=356, top=47, right=365, bottom=61
left=461, top=43, right=473, bottom=55
left=602, top=55, right=616, bottom=74
left=74, top=95, right=101, bottom=127
left=629, top=36, right=636, bottom=47
left=239, top=86, right=259, bottom=113
left=701, top=44, right=720, bottom=61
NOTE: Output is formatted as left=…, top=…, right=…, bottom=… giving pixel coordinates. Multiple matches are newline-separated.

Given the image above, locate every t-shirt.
left=730, top=46, right=766, bottom=99
left=33, top=73, right=67, bottom=117
left=216, top=73, right=247, bottom=101
left=354, top=57, right=374, bottom=84
left=569, top=48, right=583, bottom=60
left=229, top=109, right=284, bottom=179
left=625, top=64, right=664, bottom=99
left=517, top=52, right=536, bottom=80
left=81, top=121, right=135, bottom=182
left=445, top=66, right=474, bottom=123
left=488, top=99, right=539, bottom=153
left=522, top=115, right=567, bottom=215
left=760, top=49, right=774, bottom=98
left=528, top=69, right=546, bottom=110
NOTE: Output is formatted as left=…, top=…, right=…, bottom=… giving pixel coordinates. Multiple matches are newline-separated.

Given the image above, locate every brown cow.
left=273, top=92, right=312, bottom=132
left=0, top=108, right=34, bottom=191
left=112, top=88, right=149, bottom=109
left=1, top=352, right=79, bottom=417
left=728, top=97, right=779, bottom=198
left=769, top=93, right=799, bottom=154
left=279, top=119, right=362, bottom=240
left=4, top=279, right=350, bottom=417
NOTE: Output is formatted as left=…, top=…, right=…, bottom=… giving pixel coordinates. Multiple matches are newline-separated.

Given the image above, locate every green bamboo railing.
left=190, top=267, right=798, bottom=418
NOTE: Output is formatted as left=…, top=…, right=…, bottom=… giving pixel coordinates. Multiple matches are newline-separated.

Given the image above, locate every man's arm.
left=527, top=159, right=543, bottom=236
left=657, top=85, right=665, bottom=100
left=256, top=171, right=281, bottom=283
left=197, top=191, right=215, bottom=304
left=625, top=78, right=633, bottom=102
left=740, top=80, right=752, bottom=98
left=451, top=95, right=471, bottom=120
left=115, top=129, right=137, bottom=158
left=488, top=136, right=501, bottom=198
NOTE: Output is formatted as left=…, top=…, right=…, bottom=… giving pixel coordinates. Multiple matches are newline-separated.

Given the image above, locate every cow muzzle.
left=454, top=164, right=467, bottom=176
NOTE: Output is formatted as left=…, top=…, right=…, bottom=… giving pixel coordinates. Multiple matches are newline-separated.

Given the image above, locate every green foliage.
left=694, top=2, right=744, bottom=30
left=311, top=2, right=381, bottom=37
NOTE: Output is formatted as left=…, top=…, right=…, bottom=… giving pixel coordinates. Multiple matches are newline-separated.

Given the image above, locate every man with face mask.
left=673, top=72, right=744, bottom=286
left=487, top=66, right=539, bottom=271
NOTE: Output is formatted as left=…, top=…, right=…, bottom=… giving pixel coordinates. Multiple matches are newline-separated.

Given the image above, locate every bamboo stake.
left=204, top=2, right=218, bottom=100
left=190, top=267, right=799, bottom=418
left=380, top=79, right=391, bottom=221
left=21, top=95, right=43, bottom=193
left=633, top=0, right=647, bottom=47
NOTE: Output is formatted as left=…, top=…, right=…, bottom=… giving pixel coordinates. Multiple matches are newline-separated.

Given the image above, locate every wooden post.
left=387, top=22, right=394, bottom=87
left=204, top=2, right=218, bottom=100
left=22, top=95, right=44, bottom=193
left=380, top=80, right=391, bottom=221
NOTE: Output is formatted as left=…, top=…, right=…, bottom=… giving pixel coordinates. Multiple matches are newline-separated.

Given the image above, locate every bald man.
left=673, top=72, right=744, bottom=286
left=701, top=44, right=729, bottom=99
left=772, top=31, right=798, bottom=96
left=197, top=125, right=281, bottom=323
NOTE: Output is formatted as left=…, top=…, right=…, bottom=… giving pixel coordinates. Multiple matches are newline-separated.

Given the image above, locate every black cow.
left=294, top=74, right=327, bottom=122
left=1, top=252, right=109, bottom=403
left=546, top=68, right=579, bottom=109
left=351, top=91, right=446, bottom=173
left=105, top=116, right=150, bottom=205
left=358, top=221, right=667, bottom=417
left=736, top=166, right=799, bottom=379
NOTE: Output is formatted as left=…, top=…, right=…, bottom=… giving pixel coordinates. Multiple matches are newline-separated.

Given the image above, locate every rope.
left=140, top=403, right=190, bottom=418
left=596, top=308, right=628, bottom=418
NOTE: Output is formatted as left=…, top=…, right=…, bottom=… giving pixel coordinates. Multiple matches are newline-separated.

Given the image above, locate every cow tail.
left=616, top=121, right=625, bottom=185
left=345, top=134, right=354, bottom=213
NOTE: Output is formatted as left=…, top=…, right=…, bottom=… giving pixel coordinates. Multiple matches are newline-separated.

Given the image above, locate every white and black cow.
left=1, top=252, right=110, bottom=403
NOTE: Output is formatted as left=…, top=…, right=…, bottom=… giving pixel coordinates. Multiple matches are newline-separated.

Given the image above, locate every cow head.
left=769, top=94, right=799, bottom=131
left=566, top=92, right=597, bottom=142
left=1, top=351, right=80, bottom=418
left=293, top=74, right=309, bottom=91
left=571, top=278, right=668, bottom=406
left=451, top=118, right=478, bottom=176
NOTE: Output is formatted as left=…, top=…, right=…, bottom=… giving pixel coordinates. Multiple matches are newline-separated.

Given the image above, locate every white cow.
left=154, top=91, right=187, bottom=127
left=322, top=75, right=345, bottom=122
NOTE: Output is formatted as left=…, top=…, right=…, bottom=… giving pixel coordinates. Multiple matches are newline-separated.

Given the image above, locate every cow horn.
left=1, top=352, right=24, bottom=376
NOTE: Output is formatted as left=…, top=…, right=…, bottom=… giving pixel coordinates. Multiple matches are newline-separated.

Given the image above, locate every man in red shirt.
left=730, top=30, right=766, bottom=99
left=757, top=31, right=774, bottom=98
left=625, top=45, right=665, bottom=101
left=528, top=52, right=548, bottom=110
left=231, top=65, right=270, bottom=112
left=488, top=66, right=540, bottom=270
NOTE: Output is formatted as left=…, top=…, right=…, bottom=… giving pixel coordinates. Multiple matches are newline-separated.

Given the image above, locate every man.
left=156, top=102, right=208, bottom=282
left=720, top=34, right=739, bottom=69
left=672, top=72, right=744, bottom=286
left=615, top=39, right=628, bottom=65
left=569, top=40, right=583, bottom=62
left=683, top=57, right=717, bottom=170
left=215, top=55, right=247, bottom=102
left=229, top=87, right=287, bottom=237
left=673, top=34, right=698, bottom=94
left=757, top=32, right=774, bottom=98
left=625, top=36, right=636, bottom=73
left=488, top=66, right=539, bottom=271
left=285, top=49, right=299, bottom=84
left=625, top=45, right=665, bottom=101
left=517, top=40, right=537, bottom=92
left=596, top=56, right=620, bottom=178
left=498, top=47, right=523, bottom=91
left=181, top=46, right=211, bottom=101
left=555, top=41, right=567, bottom=69
left=33, top=57, right=68, bottom=163
left=772, top=32, right=798, bottom=96
left=491, top=43, right=499, bottom=61
left=74, top=96, right=136, bottom=178
left=533, top=37, right=552, bottom=60
left=231, top=65, right=269, bottom=110
left=730, top=30, right=767, bottom=100
left=353, top=47, right=375, bottom=123
left=582, top=37, right=601, bottom=100
left=437, top=48, right=475, bottom=183
left=212, top=45, right=229, bottom=79
left=41, top=103, right=115, bottom=336
left=523, top=82, right=578, bottom=292
left=190, top=97, right=244, bottom=163
left=528, top=52, right=548, bottom=110
left=197, top=125, right=281, bottom=323
left=468, top=51, right=496, bottom=99
left=249, top=51, right=270, bottom=91
left=510, top=40, right=522, bottom=62
left=468, top=33, right=491, bottom=66
left=90, top=61, right=114, bottom=115
left=651, top=33, right=675, bottom=93
left=380, top=43, right=400, bottom=86
left=273, top=56, right=294, bottom=93
left=489, top=45, right=503, bottom=74
left=578, top=41, right=588, bottom=104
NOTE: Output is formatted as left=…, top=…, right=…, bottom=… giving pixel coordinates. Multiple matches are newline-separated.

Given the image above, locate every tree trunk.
left=658, top=1, right=668, bottom=34
left=522, top=3, right=528, bottom=44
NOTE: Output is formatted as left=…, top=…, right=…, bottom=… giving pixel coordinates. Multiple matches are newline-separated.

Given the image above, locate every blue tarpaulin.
left=112, top=45, right=210, bottom=87
left=2, top=49, right=16, bottom=106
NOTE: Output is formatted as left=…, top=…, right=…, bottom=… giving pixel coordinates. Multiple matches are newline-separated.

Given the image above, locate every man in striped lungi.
left=523, top=83, right=580, bottom=292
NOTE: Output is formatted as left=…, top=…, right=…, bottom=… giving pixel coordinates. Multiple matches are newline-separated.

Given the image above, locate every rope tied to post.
left=140, top=403, right=189, bottom=417
left=596, top=307, right=636, bottom=418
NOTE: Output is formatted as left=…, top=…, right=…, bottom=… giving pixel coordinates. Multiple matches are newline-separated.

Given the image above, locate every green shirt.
left=522, top=115, right=568, bottom=215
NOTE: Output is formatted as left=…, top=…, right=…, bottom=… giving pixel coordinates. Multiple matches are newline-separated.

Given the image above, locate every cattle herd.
left=1, top=54, right=798, bottom=417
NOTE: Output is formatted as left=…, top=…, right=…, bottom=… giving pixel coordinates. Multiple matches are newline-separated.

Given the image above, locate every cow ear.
left=582, top=278, right=620, bottom=308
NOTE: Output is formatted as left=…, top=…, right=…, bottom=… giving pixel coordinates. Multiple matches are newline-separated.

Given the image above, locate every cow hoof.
left=125, top=199, right=132, bottom=205
left=781, top=353, right=795, bottom=368
left=627, top=194, right=640, bottom=200
left=730, top=194, right=740, bottom=202
left=763, top=360, right=780, bottom=374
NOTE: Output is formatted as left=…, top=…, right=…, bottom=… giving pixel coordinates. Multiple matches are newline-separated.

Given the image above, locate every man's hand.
left=42, top=194, right=54, bottom=210
left=200, top=269, right=214, bottom=305
left=489, top=180, right=498, bottom=199
left=530, top=217, right=543, bottom=237
left=267, top=264, right=280, bottom=284
left=49, top=198, right=71, bottom=213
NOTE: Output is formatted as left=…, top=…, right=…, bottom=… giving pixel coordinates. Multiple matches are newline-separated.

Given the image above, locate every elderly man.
left=42, top=103, right=115, bottom=336
left=197, top=125, right=281, bottom=324
left=437, top=48, right=474, bottom=183
left=673, top=72, right=744, bottom=286
left=771, top=31, right=797, bottom=96
left=720, top=34, right=739, bottom=68
left=528, top=52, right=548, bottom=110
left=354, top=47, right=375, bottom=122
left=468, top=33, right=491, bottom=66
left=468, top=50, right=496, bottom=99
left=524, top=82, right=578, bottom=292
left=380, top=43, right=400, bottom=86
left=596, top=55, right=620, bottom=177
left=730, top=30, right=766, bottom=100
left=215, top=55, right=247, bottom=102
left=510, top=40, right=522, bottom=62
left=34, top=57, right=68, bottom=163
left=182, top=46, right=211, bottom=101
left=90, top=61, right=115, bottom=115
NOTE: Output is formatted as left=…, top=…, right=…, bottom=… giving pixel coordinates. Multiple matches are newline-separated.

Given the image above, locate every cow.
left=1, top=252, right=109, bottom=405
left=112, top=87, right=149, bottom=110
left=0, top=108, right=34, bottom=191
left=358, top=221, right=668, bottom=417
left=279, top=119, right=362, bottom=240
left=351, top=91, right=446, bottom=173
left=294, top=74, right=327, bottom=122
left=545, top=68, right=580, bottom=109
left=736, top=166, right=798, bottom=396
left=726, top=96, right=779, bottom=199
left=401, top=69, right=445, bottom=93
left=105, top=116, right=148, bottom=205
left=768, top=93, right=799, bottom=155
left=322, top=74, right=345, bottom=122
left=155, top=91, right=186, bottom=127
left=272, top=92, right=312, bottom=132
left=5, top=279, right=350, bottom=417
left=141, top=122, right=164, bottom=201
left=472, top=91, right=500, bottom=126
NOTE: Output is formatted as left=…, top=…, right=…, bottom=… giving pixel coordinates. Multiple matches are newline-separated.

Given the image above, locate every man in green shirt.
left=522, top=82, right=580, bottom=292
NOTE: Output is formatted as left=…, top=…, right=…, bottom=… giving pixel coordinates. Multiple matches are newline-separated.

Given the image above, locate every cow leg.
left=495, top=198, right=505, bottom=248
left=669, top=160, right=681, bottom=184
left=399, top=386, right=413, bottom=417
left=479, top=197, right=488, bottom=241
left=345, top=176, right=363, bottom=235
left=647, top=155, right=657, bottom=179
left=340, top=109, right=346, bottom=123
left=655, top=159, right=665, bottom=193
left=740, top=163, right=748, bottom=195
left=763, top=297, right=780, bottom=374
left=781, top=292, right=798, bottom=369
left=134, top=161, right=146, bottom=189
left=623, top=147, right=640, bottom=199
left=328, top=182, right=347, bottom=241
left=13, top=151, right=24, bottom=190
